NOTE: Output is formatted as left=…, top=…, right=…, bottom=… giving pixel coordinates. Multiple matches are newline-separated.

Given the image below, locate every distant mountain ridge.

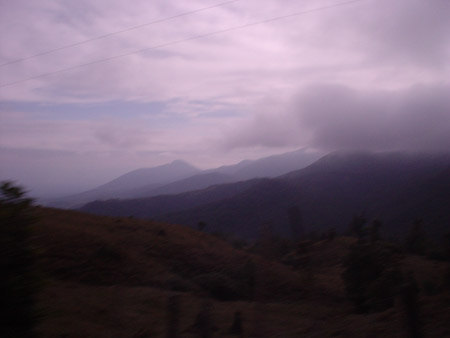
left=81, top=151, right=450, bottom=240
left=47, top=159, right=201, bottom=208
left=47, top=149, right=320, bottom=208
left=133, top=172, right=235, bottom=198
left=208, top=148, right=321, bottom=180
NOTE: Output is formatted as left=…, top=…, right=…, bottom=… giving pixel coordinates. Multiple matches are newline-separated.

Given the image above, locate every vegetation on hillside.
left=0, top=181, right=37, bottom=338
left=24, top=204, right=450, bottom=337
left=81, top=152, right=450, bottom=241
left=3, top=178, right=450, bottom=337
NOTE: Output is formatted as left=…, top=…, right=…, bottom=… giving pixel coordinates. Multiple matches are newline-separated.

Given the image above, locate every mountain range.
left=47, top=148, right=320, bottom=208
left=81, top=151, right=450, bottom=240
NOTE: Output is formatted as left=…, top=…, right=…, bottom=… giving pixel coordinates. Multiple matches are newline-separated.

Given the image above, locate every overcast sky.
left=1, top=0, right=449, bottom=197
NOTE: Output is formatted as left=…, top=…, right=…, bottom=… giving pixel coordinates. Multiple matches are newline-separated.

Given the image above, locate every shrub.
left=164, top=275, right=198, bottom=292
left=342, top=242, right=402, bottom=313
left=0, top=181, right=37, bottom=338
left=422, top=280, right=440, bottom=296
left=193, top=272, right=243, bottom=301
left=93, top=244, right=123, bottom=262
left=405, top=219, right=427, bottom=255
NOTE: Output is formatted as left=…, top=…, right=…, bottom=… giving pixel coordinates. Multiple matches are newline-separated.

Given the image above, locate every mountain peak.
left=169, top=159, right=192, bottom=166
left=165, top=159, right=199, bottom=170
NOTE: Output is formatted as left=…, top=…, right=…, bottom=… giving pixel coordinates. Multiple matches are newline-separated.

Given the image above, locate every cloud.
left=224, top=82, right=450, bottom=153
left=1, top=0, right=450, bottom=197
left=355, top=0, right=450, bottom=68
left=2, top=0, right=447, bottom=106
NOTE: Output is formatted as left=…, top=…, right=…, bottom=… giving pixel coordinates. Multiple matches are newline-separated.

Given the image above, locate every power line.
left=0, top=0, right=366, bottom=89
left=0, top=0, right=243, bottom=68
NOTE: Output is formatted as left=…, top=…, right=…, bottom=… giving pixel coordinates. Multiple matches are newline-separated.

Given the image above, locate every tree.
left=443, top=232, right=450, bottom=290
left=228, top=311, right=243, bottom=336
left=287, top=205, right=304, bottom=240
left=0, top=181, right=36, bottom=338
left=369, top=219, right=382, bottom=243
left=400, top=272, right=423, bottom=338
left=197, top=221, right=207, bottom=232
left=326, top=227, right=336, bottom=241
left=347, top=213, right=367, bottom=240
left=342, top=242, right=402, bottom=313
left=405, top=219, right=427, bottom=255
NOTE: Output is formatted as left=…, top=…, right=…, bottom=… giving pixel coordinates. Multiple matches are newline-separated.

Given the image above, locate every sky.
left=1, top=0, right=449, bottom=197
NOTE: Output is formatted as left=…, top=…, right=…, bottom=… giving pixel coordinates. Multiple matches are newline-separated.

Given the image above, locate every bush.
left=0, top=181, right=37, bottom=338
left=422, top=280, right=440, bottom=296
left=164, top=275, right=199, bottom=292
left=405, top=220, right=427, bottom=255
left=93, top=244, right=123, bottom=262
left=193, top=272, right=244, bottom=301
left=342, top=242, right=402, bottom=313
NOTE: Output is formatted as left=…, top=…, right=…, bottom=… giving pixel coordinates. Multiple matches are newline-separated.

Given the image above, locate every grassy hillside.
left=81, top=151, right=450, bottom=240
left=29, top=207, right=450, bottom=337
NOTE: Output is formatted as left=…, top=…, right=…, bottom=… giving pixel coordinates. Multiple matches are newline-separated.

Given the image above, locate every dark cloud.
left=299, top=83, right=450, bottom=152
left=94, top=127, right=149, bottom=149
left=226, top=82, right=450, bottom=153
left=321, top=0, right=450, bottom=68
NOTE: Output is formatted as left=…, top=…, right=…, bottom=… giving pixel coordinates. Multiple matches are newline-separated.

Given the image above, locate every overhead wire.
left=0, top=0, right=366, bottom=89
left=0, top=0, right=243, bottom=67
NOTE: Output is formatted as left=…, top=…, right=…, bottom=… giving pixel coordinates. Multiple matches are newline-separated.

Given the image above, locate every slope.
left=81, top=151, right=450, bottom=240
left=231, top=148, right=322, bottom=180
left=47, top=160, right=200, bottom=208
left=31, top=207, right=450, bottom=338
left=47, top=149, right=320, bottom=208
left=32, top=207, right=305, bottom=337
left=131, top=172, right=235, bottom=198
left=81, top=178, right=265, bottom=219
left=168, top=151, right=450, bottom=239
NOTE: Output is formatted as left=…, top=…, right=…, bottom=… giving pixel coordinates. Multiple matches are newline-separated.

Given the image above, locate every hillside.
left=80, top=178, right=265, bottom=220
left=132, top=172, right=235, bottom=198
left=211, top=148, right=322, bottom=180
left=47, top=149, right=319, bottom=209
left=47, top=160, right=201, bottom=208
left=27, top=207, right=450, bottom=337
left=81, top=151, right=450, bottom=240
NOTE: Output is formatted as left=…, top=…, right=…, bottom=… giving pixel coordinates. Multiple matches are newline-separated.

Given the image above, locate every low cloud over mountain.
left=225, top=82, right=450, bottom=153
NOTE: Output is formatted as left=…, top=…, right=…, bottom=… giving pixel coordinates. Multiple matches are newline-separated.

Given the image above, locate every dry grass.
left=31, top=207, right=450, bottom=337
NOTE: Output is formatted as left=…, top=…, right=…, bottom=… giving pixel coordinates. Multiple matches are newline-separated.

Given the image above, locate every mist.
left=1, top=0, right=449, bottom=197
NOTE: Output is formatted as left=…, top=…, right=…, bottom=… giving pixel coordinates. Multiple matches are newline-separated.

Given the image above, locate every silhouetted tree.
left=343, top=242, right=402, bottom=313
left=443, top=232, right=450, bottom=260
left=192, top=302, right=214, bottom=338
left=348, top=213, right=367, bottom=240
left=244, top=259, right=256, bottom=301
left=400, top=272, right=423, bottom=338
left=326, top=227, right=336, bottom=241
left=0, top=181, right=36, bottom=338
left=443, top=232, right=450, bottom=291
left=405, top=219, right=427, bottom=255
left=197, top=221, right=207, bottom=232
left=257, top=222, right=277, bottom=260
left=287, top=205, right=304, bottom=240
left=193, top=272, right=242, bottom=301
left=165, top=295, right=181, bottom=338
left=228, top=311, right=243, bottom=336
left=369, top=219, right=382, bottom=243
